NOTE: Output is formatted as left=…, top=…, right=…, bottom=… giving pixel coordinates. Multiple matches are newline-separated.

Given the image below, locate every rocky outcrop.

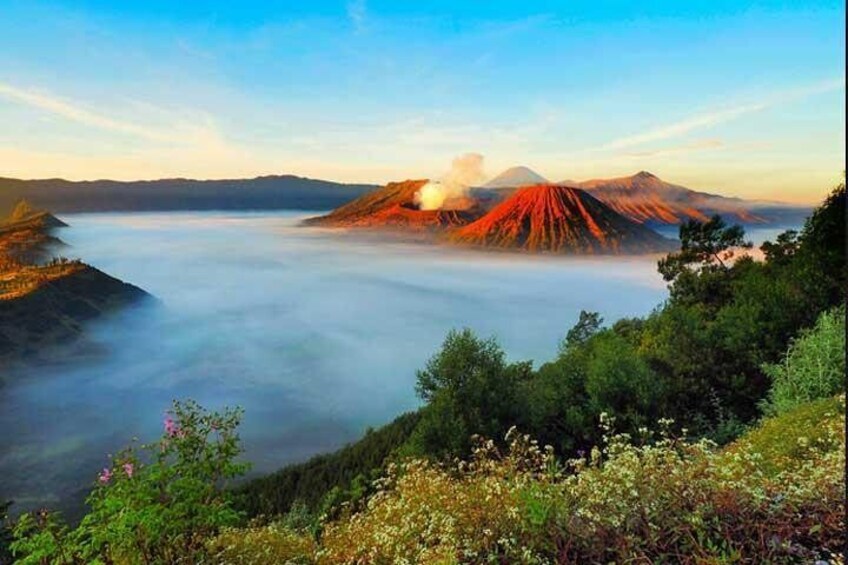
left=0, top=265, right=150, bottom=360
left=0, top=201, right=151, bottom=364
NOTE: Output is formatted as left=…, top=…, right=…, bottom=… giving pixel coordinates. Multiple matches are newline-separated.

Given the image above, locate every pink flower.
left=98, top=467, right=112, bottom=484
left=123, top=462, right=134, bottom=478
left=164, top=416, right=179, bottom=437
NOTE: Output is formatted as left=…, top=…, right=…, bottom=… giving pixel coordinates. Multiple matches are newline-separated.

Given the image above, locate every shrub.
left=233, top=403, right=843, bottom=563
left=427, top=408, right=835, bottom=562
left=16, top=399, right=843, bottom=563
left=762, top=306, right=845, bottom=415
left=11, top=400, right=249, bottom=564
left=318, top=430, right=556, bottom=564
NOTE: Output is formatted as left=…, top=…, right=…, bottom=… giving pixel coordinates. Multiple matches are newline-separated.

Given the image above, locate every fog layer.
left=1, top=211, right=669, bottom=515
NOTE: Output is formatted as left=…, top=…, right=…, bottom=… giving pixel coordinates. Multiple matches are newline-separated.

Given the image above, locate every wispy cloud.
left=346, top=0, right=367, bottom=33
left=624, top=139, right=724, bottom=158
left=0, top=82, right=175, bottom=142
left=0, top=81, right=230, bottom=152
left=602, top=104, right=764, bottom=151
left=601, top=77, right=845, bottom=151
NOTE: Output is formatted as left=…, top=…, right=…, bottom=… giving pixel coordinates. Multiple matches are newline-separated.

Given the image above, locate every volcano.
left=484, top=166, right=549, bottom=188
left=304, top=179, right=482, bottom=230
left=451, top=184, right=675, bottom=254
left=576, top=171, right=764, bottom=225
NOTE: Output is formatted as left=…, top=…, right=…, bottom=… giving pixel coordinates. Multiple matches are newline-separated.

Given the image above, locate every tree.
left=760, top=229, right=799, bottom=265
left=563, top=310, right=603, bottom=350
left=584, top=332, right=664, bottom=431
left=793, top=181, right=846, bottom=307
left=411, top=329, right=531, bottom=458
left=658, top=215, right=752, bottom=307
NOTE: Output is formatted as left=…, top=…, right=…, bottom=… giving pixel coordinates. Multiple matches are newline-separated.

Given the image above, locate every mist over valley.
left=0, top=210, right=676, bottom=515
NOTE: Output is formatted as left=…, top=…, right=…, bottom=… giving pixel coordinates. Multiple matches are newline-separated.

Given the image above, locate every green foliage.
left=641, top=183, right=846, bottom=427
left=584, top=332, right=663, bottom=427
left=527, top=326, right=668, bottom=455
left=760, top=228, right=799, bottom=265
left=11, top=400, right=248, bottom=564
left=794, top=181, right=846, bottom=306
left=9, top=510, right=73, bottom=565
left=761, top=306, right=846, bottom=415
left=410, top=328, right=532, bottom=458
left=563, top=309, right=603, bottom=350
left=657, top=214, right=752, bottom=307
left=220, top=404, right=844, bottom=563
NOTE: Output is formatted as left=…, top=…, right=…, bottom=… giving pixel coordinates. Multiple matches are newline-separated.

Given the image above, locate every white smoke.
left=414, top=153, right=485, bottom=211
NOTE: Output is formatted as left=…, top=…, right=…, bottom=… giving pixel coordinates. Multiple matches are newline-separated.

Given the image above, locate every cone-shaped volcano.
left=451, top=184, right=676, bottom=254
left=484, top=166, right=549, bottom=188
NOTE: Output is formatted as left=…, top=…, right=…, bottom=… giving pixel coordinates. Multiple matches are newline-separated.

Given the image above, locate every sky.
left=0, top=1, right=844, bottom=203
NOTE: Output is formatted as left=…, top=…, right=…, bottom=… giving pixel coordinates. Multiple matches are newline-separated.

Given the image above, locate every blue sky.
left=0, top=1, right=843, bottom=202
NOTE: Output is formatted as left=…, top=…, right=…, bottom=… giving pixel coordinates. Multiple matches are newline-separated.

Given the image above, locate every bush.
left=318, top=430, right=557, bottom=564
left=762, top=306, right=845, bottom=415
left=11, top=400, right=249, bottom=564
left=218, top=403, right=843, bottom=563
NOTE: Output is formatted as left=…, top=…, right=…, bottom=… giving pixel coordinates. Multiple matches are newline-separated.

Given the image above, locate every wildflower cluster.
left=209, top=397, right=844, bottom=564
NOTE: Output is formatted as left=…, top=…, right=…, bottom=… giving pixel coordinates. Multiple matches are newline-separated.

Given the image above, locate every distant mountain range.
left=452, top=184, right=675, bottom=254
left=482, top=168, right=811, bottom=226
left=0, top=175, right=378, bottom=215
left=0, top=171, right=811, bottom=227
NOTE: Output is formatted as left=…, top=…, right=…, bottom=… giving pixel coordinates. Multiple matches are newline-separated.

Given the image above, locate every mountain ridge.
left=0, top=175, right=378, bottom=214
left=573, top=171, right=766, bottom=225
left=451, top=184, right=676, bottom=254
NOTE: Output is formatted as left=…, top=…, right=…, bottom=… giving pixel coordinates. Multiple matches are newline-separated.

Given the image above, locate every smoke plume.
left=415, top=153, right=485, bottom=211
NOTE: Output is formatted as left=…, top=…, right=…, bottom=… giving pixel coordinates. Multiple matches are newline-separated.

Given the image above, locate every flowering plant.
left=11, top=400, right=248, bottom=564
